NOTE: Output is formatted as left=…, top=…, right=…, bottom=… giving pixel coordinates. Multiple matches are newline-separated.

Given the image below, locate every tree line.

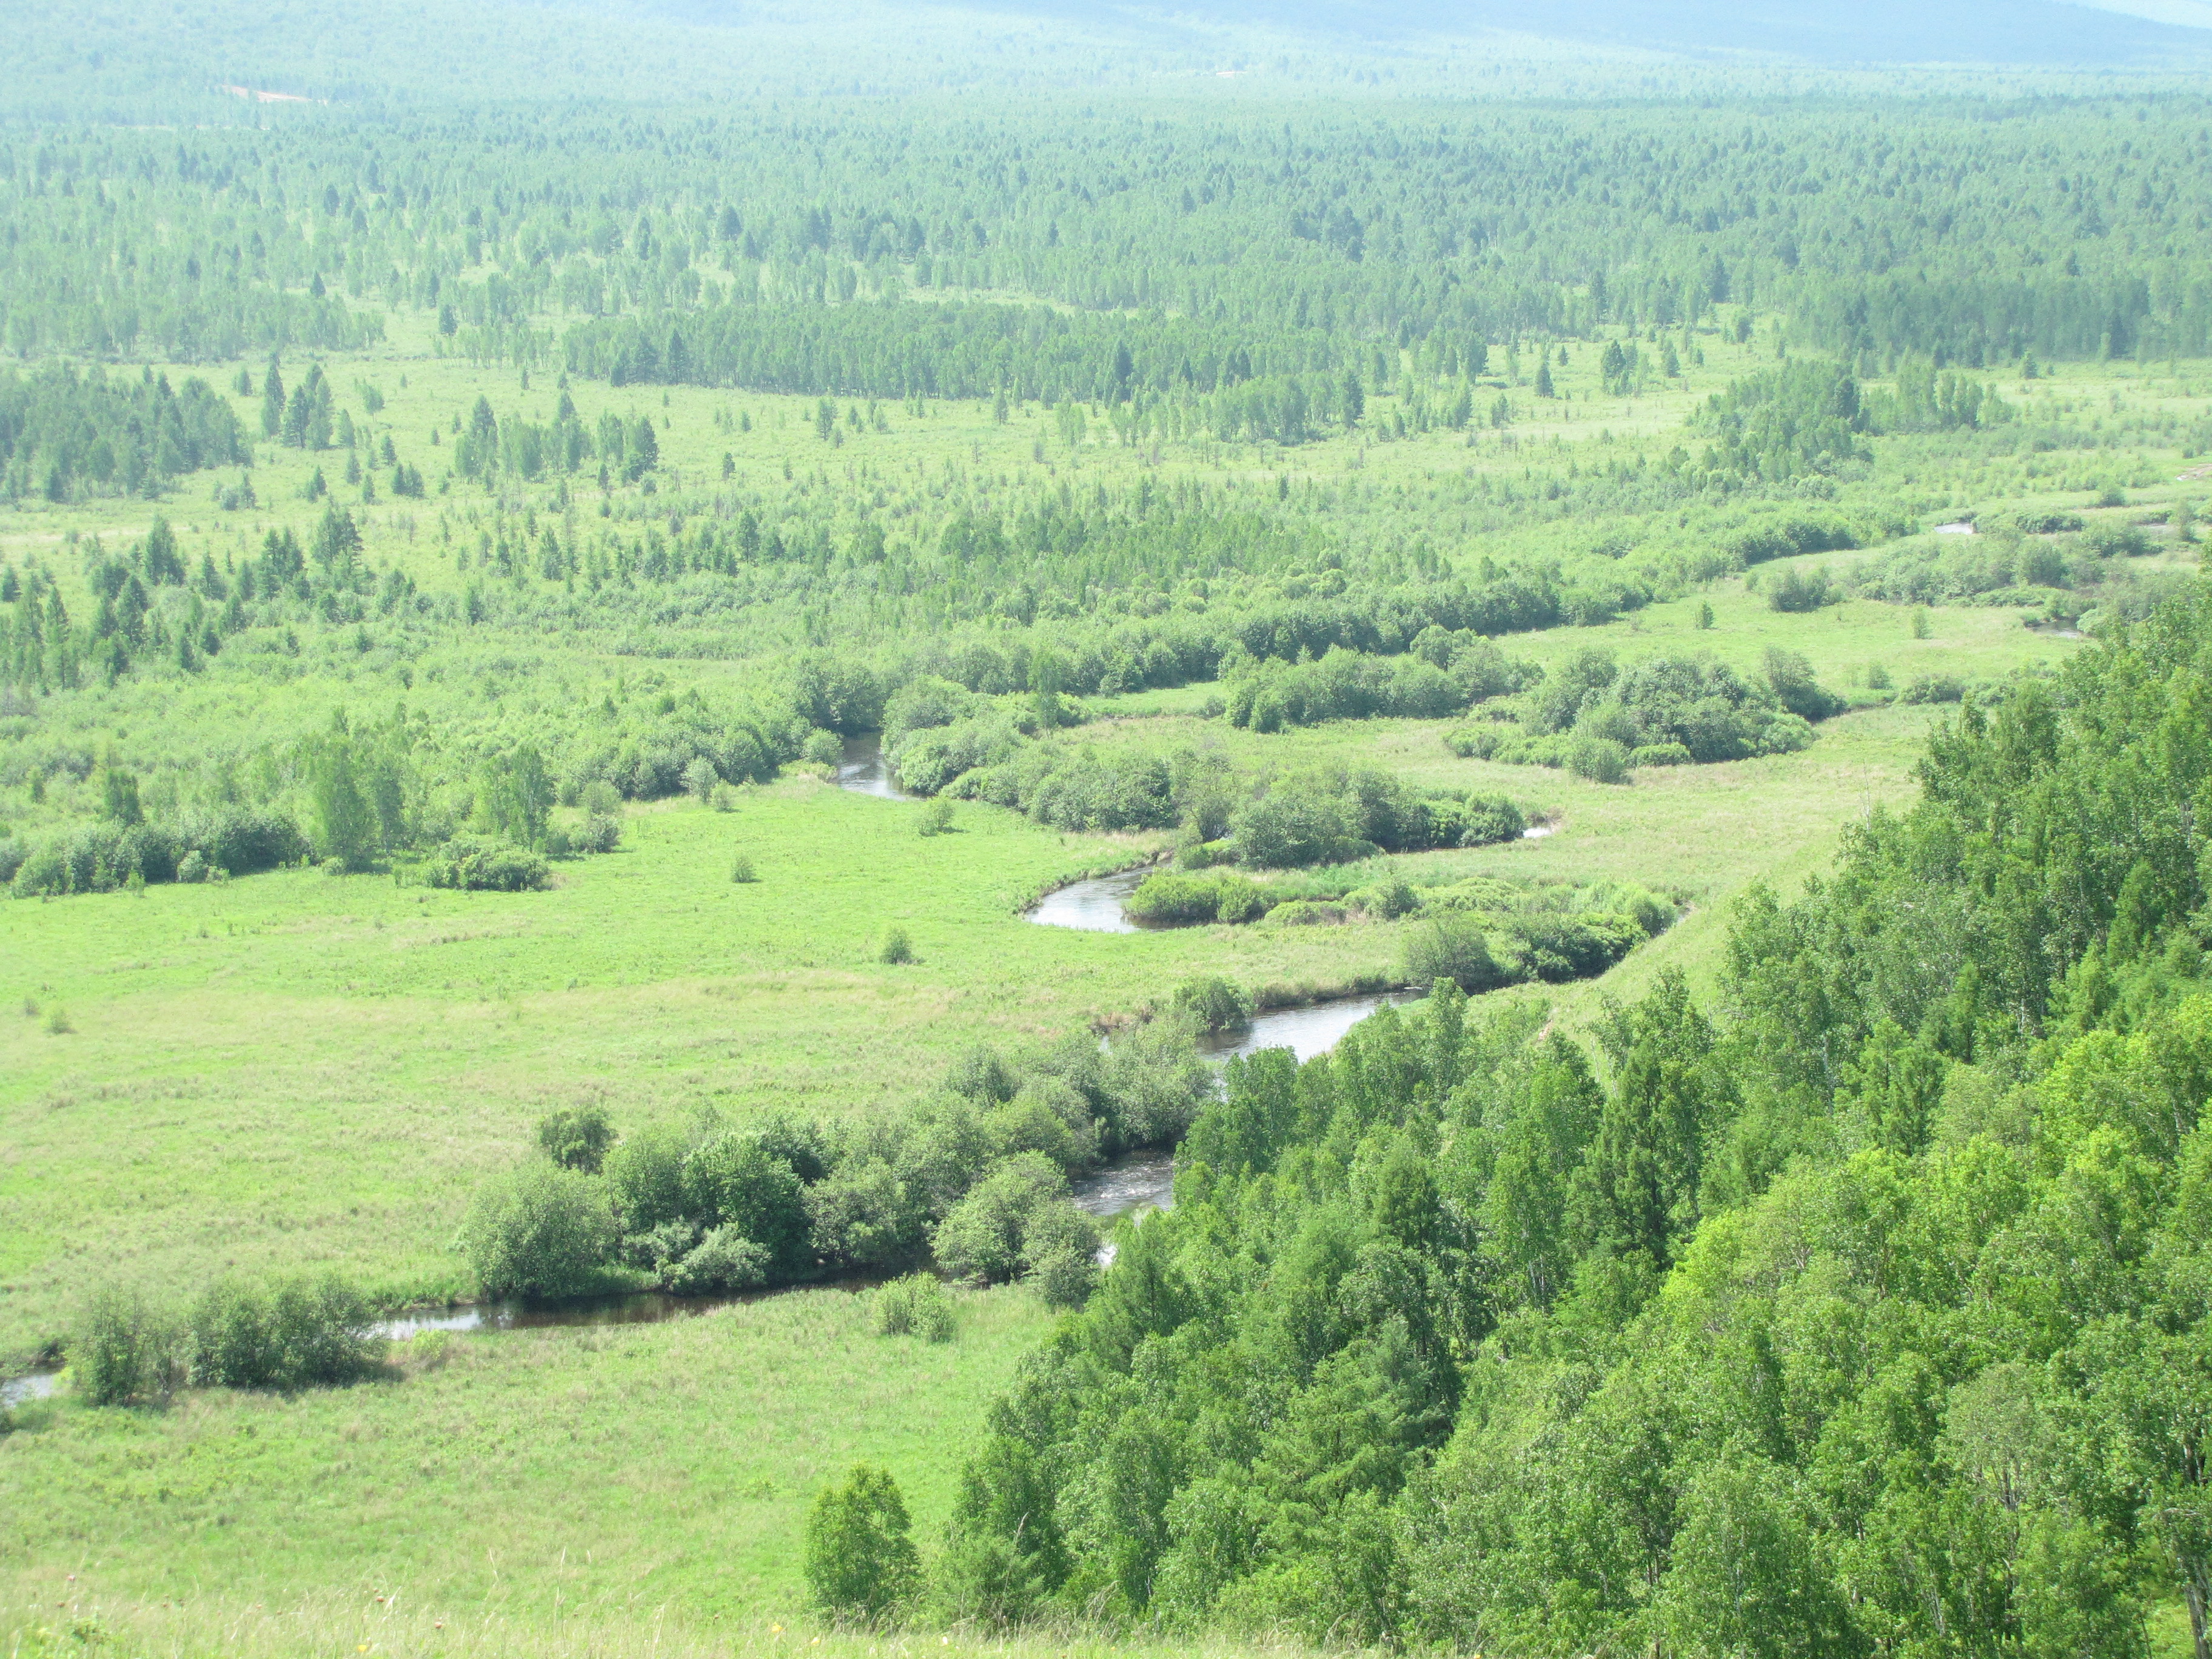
left=8, top=95, right=2212, bottom=381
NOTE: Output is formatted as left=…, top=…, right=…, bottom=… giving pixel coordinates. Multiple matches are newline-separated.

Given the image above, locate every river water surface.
left=1200, top=990, right=1424, bottom=1063
left=836, top=733, right=911, bottom=800
left=1027, top=868, right=1151, bottom=933
left=1, top=1371, right=58, bottom=1409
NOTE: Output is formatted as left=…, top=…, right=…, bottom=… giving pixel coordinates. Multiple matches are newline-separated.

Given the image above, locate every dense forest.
left=6, top=98, right=2212, bottom=381
left=928, top=589, right=2212, bottom=1654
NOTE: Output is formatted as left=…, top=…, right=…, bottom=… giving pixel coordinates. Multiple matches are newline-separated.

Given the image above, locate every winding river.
left=1025, top=868, right=1151, bottom=933
left=0, top=735, right=1436, bottom=1399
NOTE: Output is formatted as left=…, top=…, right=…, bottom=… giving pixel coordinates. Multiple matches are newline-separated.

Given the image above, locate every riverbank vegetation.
left=459, top=1021, right=1209, bottom=1302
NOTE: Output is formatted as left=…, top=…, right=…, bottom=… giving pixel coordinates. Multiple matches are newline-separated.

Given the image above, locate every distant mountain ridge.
left=1061, top=0, right=2212, bottom=64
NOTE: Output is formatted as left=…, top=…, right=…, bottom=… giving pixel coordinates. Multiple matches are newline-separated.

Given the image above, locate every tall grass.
left=1, top=1592, right=1334, bottom=1659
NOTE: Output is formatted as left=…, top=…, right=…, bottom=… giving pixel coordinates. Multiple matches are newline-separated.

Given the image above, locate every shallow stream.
left=834, top=732, right=911, bottom=800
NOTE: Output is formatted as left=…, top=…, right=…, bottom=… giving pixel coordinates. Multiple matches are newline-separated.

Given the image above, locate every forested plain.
left=6, top=12, right=2212, bottom=1657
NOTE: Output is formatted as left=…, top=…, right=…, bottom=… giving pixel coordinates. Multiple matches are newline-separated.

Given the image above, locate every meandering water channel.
left=0, top=999, right=1406, bottom=1397
left=0, top=738, right=1444, bottom=1399
left=1025, top=868, right=1151, bottom=933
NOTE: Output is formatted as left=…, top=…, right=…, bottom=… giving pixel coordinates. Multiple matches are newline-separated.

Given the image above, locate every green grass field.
left=0, top=1284, right=1051, bottom=1626
left=1, top=321, right=2200, bottom=1654
left=0, top=568, right=2087, bottom=1359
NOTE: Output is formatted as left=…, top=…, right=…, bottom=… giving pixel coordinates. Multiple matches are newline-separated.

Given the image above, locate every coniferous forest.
left=6, top=4, right=2212, bottom=1657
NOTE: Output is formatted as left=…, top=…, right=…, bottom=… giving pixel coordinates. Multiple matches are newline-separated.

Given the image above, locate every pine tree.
left=260, top=358, right=286, bottom=438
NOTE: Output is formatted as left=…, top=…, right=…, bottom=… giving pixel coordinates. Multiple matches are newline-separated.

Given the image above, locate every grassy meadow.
left=0, top=557, right=2090, bottom=1358
left=2, top=311, right=2203, bottom=1650
left=0, top=1284, right=1056, bottom=1633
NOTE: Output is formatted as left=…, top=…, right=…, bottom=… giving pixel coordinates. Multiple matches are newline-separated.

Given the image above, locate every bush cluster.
left=1171, top=974, right=1255, bottom=1033
left=1126, top=869, right=1270, bottom=925
left=460, top=1024, right=1215, bottom=1305
left=422, top=834, right=552, bottom=891
left=1446, top=646, right=1838, bottom=778
left=5, top=805, right=307, bottom=898
left=1222, top=635, right=1538, bottom=732
left=76, top=1273, right=380, bottom=1406
left=873, top=1273, right=957, bottom=1341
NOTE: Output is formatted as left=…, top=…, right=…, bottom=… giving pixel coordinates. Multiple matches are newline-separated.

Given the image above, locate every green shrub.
left=1460, top=794, right=1528, bottom=845
left=982, top=1086, right=1094, bottom=1171
left=932, top=1153, right=1094, bottom=1284
left=802, top=728, right=845, bottom=767
left=1902, top=674, right=1966, bottom=704
left=1127, top=871, right=1219, bottom=925
left=1567, top=736, right=1632, bottom=785
left=1405, top=916, right=1512, bottom=993
left=660, top=1225, right=771, bottom=1295
left=1264, top=899, right=1347, bottom=927
left=916, top=799, right=955, bottom=837
left=873, top=1272, right=957, bottom=1340
left=1350, top=879, right=1420, bottom=919
left=1765, top=647, right=1848, bottom=721
left=605, top=1122, right=691, bottom=1235
left=190, top=1273, right=378, bottom=1389
left=182, top=806, right=309, bottom=876
left=459, top=1160, right=616, bottom=1298
left=1444, top=725, right=1504, bottom=760
left=2082, top=521, right=2154, bottom=559
left=731, top=851, right=759, bottom=883
left=804, top=1464, right=922, bottom=1623
left=624, top=1216, right=699, bottom=1274
left=536, top=1105, right=615, bottom=1173
left=1126, top=869, right=1270, bottom=926
left=1631, top=743, right=1694, bottom=767
left=805, top=1158, right=927, bottom=1271
left=1767, top=565, right=1833, bottom=612
left=548, top=812, right=622, bottom=857
left=1173, top=831, right=1228, bottom=870
left=424, top=835, right=549, bottom=892
left=1021, top=1205, right=1102, bottom=1309
left=75, top=1284, right=186, bottom=1406
left=1030, top=1241, right=1101, bottom=1309
left=1519, top=913, right=1648, bottom=982
left=681, top=1133, right=809, bottom=1275
left=878, top=927, right=915, bottom=964
left=1232, top=787, right=1362, bottom=869
left=1172, top=974, right=1253, bottom=1033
